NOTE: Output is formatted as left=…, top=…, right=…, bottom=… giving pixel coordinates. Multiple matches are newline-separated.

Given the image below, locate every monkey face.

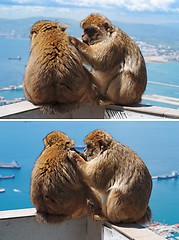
left=81, top=27, right=103, bottom=45
left=44, top=131, right=74, bottom=150
left=80, top=13, right=114, bottom=45
left=84, top=141, right=100, bottom=161
left=84, top=130, right=113, bottom=160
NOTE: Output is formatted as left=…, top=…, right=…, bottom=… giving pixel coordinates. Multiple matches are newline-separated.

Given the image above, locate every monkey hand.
left=69, top=36, right=82, bottom=49
left=68, top=150, right=80, bottom=163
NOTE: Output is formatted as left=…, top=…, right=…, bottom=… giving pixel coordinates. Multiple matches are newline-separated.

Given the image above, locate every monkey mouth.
left=82, top=40, right=90, bottom=45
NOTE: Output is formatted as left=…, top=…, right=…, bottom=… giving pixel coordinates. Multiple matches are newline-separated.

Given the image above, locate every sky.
left=0, top=0, right=179, bottom=23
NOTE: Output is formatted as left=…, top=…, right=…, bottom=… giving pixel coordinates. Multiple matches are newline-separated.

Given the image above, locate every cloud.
left=1, top=0, right=179, bottom=12
left=0, top=0, right=179, bottom=22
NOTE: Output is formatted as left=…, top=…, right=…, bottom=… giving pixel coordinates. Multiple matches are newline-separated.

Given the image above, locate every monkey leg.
left=104, top=188, right=148, bottom=224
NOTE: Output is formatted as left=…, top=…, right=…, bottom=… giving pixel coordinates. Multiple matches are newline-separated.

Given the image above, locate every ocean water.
left=0, top=121, right=179, bottom=225
left=0, top=37, right=179, bottom=108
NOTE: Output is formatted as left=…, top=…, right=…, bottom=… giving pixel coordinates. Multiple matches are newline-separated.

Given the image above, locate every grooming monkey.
left=23, top=20, right=100, bottom=114
left=70, top=13, right=147, bottom=105
left=30, top=131, right=103, bottom=223
left=68, top=130, right=152, bottom=224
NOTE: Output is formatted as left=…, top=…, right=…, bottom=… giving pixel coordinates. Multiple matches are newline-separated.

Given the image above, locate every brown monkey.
left=23, top=20, right=100, bottom=114
left=70, top=13, right=147, bottom=105
left=68, top=130, right=152, bottom=224
left=30, top=131, right=103, bottom=223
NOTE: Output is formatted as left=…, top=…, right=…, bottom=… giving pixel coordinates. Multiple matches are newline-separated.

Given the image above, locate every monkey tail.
left=138, top=206, right=152, bottom=224
left=40, top=102, right=79, bottom=115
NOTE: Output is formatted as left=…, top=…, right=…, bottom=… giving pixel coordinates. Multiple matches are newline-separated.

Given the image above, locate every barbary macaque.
left=68, top=130, right=152, bottom=224
left=24, top=20, right=100, bottom=114
left=70, top=13, right=147, bottom=105
left=30, top=131, right=102, bottom=223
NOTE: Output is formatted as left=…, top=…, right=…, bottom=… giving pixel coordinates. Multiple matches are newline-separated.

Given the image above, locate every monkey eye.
left=84, top=27, right=96, bottom=36
left=86, top=143, right=92, bottom=149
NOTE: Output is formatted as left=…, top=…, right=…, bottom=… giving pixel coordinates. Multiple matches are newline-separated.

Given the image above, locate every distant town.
left=1, top=29, right=179, bottom=63
left=136, top=40, right=179, bottom=62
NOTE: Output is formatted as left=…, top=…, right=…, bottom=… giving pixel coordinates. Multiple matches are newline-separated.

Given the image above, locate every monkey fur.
left=70, top=13, right=147, bottom=105
left=23, top=20, right=100, bottom=114
left=30, top=131, right=102, bottom=223
left=68, top=130, right=152, bottom=224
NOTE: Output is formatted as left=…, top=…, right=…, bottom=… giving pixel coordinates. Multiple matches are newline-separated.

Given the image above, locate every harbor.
left=147, top=222, right=179, bottom=239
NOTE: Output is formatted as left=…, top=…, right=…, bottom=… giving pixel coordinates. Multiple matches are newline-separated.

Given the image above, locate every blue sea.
left=0, top=121, right=179, bottom=227
left=0, top=37, right=179, bottom=108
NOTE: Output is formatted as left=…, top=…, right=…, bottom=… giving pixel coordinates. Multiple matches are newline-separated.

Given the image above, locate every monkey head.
left=44, top=131, right=74, bottom=150
left=30, top=20, right=67, bottom=40
left=80, top=13, right=114, bottom=45
left=84, top=130, right=113, bottom=160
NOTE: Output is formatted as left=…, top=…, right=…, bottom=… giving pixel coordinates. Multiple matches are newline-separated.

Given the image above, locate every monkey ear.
left=98, top=137, right=112, bottom=151
left=103, top=20, right=113, bottom=33
left=60, top=24, right=68, bottom=31
left=80, top=20, right=84, bottom=28
left=30, top=28, right=38, bottom=38
left=98, top=139, right=107, bottom=151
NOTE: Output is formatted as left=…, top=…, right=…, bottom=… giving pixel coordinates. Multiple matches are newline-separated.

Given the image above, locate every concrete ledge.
left=0, top=101, right=179, bottom=119
left=0, top=101, right=105, bottom=119
left=0, top=208, right=165, bottom=240
left=0, top=208, right=102, bottom=240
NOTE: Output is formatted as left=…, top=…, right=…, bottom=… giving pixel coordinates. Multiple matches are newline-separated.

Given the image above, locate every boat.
left=13, top=188, right=21, bottom=193
left=0, top=161, right=21, bottom=169
left=0, top=175, right=15, bottom=179
left=152, top=171, right=179, bottom=180
left=8, top=56, right=21, bottom=60
left=0, top=85, right=23, bottom=91
left=0, top=188, right=5, bottom=193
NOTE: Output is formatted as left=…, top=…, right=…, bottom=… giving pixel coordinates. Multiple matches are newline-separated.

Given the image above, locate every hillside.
left=0, top=17, right=179, bottom=49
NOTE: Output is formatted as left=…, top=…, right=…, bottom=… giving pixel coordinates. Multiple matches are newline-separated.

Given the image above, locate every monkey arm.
left=71, top=148, right=87, bottom=160
left=69, top=36, right=101, bottom=68
left=68, top=150, right=105, bottom=220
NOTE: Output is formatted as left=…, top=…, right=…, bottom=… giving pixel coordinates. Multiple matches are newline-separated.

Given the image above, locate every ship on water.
left=0, top=175, right=15, bottom=179
left=152, top=171, right=179, bottom=180
left=8, top=56, right=21, bottom=60
left=0, top=85, right=23, bottom=91
left=0, top=161, right=21, bottom=169
left=0, top=188, right=5, bottom=193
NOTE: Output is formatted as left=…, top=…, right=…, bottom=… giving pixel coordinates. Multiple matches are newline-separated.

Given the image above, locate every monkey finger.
left=69, top=36, right=77, bottom=45
left=67, top=150, right=79, bottom=162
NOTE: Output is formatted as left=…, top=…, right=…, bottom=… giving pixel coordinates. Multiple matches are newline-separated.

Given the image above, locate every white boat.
left=0, top=188, right=5, bottom=193
left=152, top=171, right=179, bottom=180
left=13, top=188, right=21, bottom=193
